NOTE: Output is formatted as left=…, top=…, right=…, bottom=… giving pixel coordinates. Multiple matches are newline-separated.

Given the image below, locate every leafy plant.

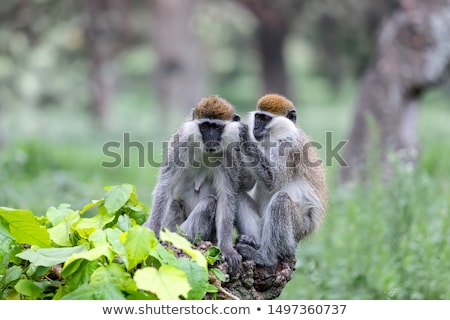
left=0, top=184, right=220, bottom=300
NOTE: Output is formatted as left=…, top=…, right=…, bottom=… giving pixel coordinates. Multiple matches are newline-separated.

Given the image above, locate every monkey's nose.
left=205, top=146, right=219, bottom=153
left=204, top=142, right=220, bottom=153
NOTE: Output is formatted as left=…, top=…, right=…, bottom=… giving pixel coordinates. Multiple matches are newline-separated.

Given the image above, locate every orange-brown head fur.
left=256, top=93, right=295, bottom=116
left=194, top=95, right=236, bottom=121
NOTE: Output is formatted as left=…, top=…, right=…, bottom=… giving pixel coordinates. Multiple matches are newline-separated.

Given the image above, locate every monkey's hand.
left=235, top=242, right=261, bottom=263
left=221, top=247, right=242, bottom=276
left=239, top=123, right=250, bottom=142
left=236, top=234, right=261, bottom=249
left=239, top=123, right=259, bottom=157
left=235, top=235, right=265, bottom=264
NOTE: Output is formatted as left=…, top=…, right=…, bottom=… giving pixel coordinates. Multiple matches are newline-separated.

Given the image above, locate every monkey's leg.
left=236, top=191, right=299, bottom=266
left=235, top=193, right=262, bottom=244
left=179, top=195, right=217, bottom=242
left=162, top=200, right=187, bottom=232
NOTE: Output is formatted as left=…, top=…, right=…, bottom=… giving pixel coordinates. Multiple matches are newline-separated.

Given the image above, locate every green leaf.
left=210, top=268, right=226, bottom=282
left=206, top=283, right=218, bottom=293
left=63, top=260, right=98, bottom=290
left=63, top=244, right=112, bottom=274
left=106, top=228, right=129, bottom=267
left=153, top=242, right=178, bottom=265
left=48, top=222, right=71, bottom=247
left=80, top=199, right=103, bottom=215
left=75, top=208, right=115, bottom=232
left=14, top=279, right=50, bottom=299
left=178, top=258, right=209, bottom=299
left=45, top=204, right=75, bottom=226
left=126, top=291, right=158, bottom=300
left=90, top=263, right=137, bottom=292
left=128, top=185, right=139, bottom=205
left=205, top=246, right=222, bottom=265
left=89, top=229, right=109, bottom=248
left=60, top=259, right=83, bottom=280
left=4, top=265, right=23, bottom=286
left=16, top=245, right=87, bottom=267
left=0, top=207, right=51, bottom=247
left=123, top=226, right=157, bottom=270
left=0, top=217, right=13, bottom=239
left=117, top=214, right=133, bottom=231
left=160, top=229, right=207, bottom=269
left=134, top=265, right=191, bottom=300
left=61, top=283, right=126, bottom=300
left=0, top=225, right=15, bottom=273
left=26, top=265, right=49, bottom=278
left=127, top=204, right=149, bottom=226
left=5, top=243, right=22, bottom=266
left=104, top=184, right=133, bottom=214
left=47, top=210, right=80, bottom=246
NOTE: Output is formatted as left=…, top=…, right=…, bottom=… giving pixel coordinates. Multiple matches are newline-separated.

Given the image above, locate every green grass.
left=279, top=89, right=450, bottom=300
left=0, top=103, right=161, bottom=215
left=280, top=163, right=450, bottom=299
left=0, top=138, right=159, bottom=214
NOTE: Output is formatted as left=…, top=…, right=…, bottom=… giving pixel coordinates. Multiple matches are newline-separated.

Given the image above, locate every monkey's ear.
left=287, top=109, right=297, bottom=124
left=233, top=113, right=241, bottom=122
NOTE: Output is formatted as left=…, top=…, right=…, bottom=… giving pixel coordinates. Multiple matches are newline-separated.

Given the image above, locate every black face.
left=287, top=109, right=297, bottom=123
left=199, top=120, right=225, bottom=153
left=253, top=112, right=273, bottom=141
left=253, top=110, right=297, bottom=141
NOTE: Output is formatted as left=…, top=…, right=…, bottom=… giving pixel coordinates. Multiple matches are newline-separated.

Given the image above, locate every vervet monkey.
left=236, top=94, right=328, bottom=266
left=144, top=95, right=243, bottom=274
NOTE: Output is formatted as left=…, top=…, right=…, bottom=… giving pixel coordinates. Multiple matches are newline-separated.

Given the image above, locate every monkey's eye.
left=199, top=122, right=210, bottom=131
left=255, top=113, right=272, bottom=124
left=199, top=121, right=224, bottom=134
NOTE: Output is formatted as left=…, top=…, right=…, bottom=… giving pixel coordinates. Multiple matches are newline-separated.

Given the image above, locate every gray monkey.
left=236, top=94, right=328, bottom=266
left=144, top=95, right=244, bottom=274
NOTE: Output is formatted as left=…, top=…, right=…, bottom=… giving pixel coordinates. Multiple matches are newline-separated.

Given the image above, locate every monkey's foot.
left=221, top=247, right=242, bottom=276
left=235, top=242, right=261, bottom=262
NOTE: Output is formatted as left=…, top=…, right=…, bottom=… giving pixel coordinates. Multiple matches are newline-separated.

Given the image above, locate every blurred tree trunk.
left=148, top=0, right=207, bottom=115
left=83, top=0, right=113, bottom=126
left=340, top=0, right=450, bottom=183
left=257, top=20, right=289, bottom=95
left=82, top=0, right=130, bottom=126
left=314, top=1, right=397, bottom=90
left=236, top=0, right=304, bottom=96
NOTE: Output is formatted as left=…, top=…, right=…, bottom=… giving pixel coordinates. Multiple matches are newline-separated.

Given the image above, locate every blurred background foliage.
left=0, top=0, right=449, bottom=299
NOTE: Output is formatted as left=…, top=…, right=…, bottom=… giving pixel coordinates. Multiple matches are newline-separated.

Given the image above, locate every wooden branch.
left=191, top=241, right=296, bottom=300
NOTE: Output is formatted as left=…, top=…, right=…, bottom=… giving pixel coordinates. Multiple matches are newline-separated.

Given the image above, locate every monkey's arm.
left=145, top=180, right=168, bottom=237
left=239, top=124, right=276, bottom=191
left=146, top=129, right=196, bottom=235
left=215, top=169, right=242, bottom=275
left=239, top=167, right=256, bottom=191
left=144, top=159, right=179, bottom=237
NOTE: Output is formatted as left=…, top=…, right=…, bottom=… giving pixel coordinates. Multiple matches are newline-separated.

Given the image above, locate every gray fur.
left=236, top=113, right=327, bottom=266
left=144, top=118, right=243, bottom=274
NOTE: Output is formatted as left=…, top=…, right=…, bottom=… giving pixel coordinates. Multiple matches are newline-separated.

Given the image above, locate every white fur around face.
left=180, top=119, right=240, bottom=154
left=247, top=112, right=258, bottom=143
left=266, top=115, right=299, bottom=141
left=247, top=111, right=300, bottom=142
left=221, top=121, right=240, bottom=146
left=180, top=120, right=202, bottom=143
